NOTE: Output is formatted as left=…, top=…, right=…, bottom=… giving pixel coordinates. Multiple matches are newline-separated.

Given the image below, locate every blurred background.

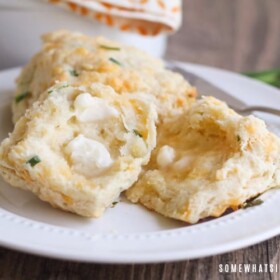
left=0, top=0, right=279, bottom=75
left=167, top=0, right=280, bottom=73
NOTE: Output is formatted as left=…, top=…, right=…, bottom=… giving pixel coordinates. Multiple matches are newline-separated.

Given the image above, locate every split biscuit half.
left=126, top=96, right=280, bottom=223
left=0, top=82, right=157, bottom=217
left=13, top=30, right=196, bottom=123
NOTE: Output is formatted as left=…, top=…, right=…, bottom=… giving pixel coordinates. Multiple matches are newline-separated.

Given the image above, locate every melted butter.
left=74, top=93, right=119, bottom=122
left=65, top=134, right=113, bottom=177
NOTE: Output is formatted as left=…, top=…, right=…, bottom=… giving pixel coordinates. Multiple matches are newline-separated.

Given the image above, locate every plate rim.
left=1, top=62, right=280, bottom=263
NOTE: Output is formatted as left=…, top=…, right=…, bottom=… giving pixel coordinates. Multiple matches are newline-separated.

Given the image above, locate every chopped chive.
left=69, top=69, right=79, bottom=77
left=133, top=129, right=143, bottom=138
left=236, top=135, right=241, bottom=142
left=99, top=45, right=120, bottom=51
left=26, top=156, right=41, bottom=167
left=109, top=57, right=122, bottom=66
left=15, top=92, right=29, bottom=103
left=242, top=199, right=263, bottom=209
left=111, top=201, right=118, bottom=208
left=59, top=84, right=69, bottom=90
left=48, top=84, right=69, bottom=94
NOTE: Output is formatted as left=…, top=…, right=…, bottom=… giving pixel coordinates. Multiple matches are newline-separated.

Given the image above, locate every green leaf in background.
left=243, top=69, right=280, bottom=88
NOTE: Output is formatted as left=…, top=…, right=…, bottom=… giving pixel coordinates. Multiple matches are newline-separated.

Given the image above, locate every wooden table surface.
left=1, top=0, right=280, bottom=279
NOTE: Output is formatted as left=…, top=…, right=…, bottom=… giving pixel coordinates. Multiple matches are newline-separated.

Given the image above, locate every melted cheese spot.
left=74, top=93, right=119, bottom=122
left=65, top=134, right=113, bottom=177
left=173, top=155, right=193, bottom=170
left=157, top=145, right=176, bottom=168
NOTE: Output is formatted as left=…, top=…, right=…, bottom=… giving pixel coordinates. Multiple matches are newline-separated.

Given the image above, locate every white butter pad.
left=156, top=145, right=175, bottom=168
left=65, top=134, right=113, bottom=177
left=74, top=93, right=119, bottom=122
left=173, top=155, right=193, bottom=170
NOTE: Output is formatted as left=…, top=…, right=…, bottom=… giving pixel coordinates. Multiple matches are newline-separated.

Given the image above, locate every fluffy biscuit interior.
left=126, top=96, right=280, bottom=223
left=0, top=82, right=157, bottom=217
left=13, top=30, right=196, bottom=123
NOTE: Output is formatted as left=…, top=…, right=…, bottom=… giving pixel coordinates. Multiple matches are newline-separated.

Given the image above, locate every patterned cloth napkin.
left=47, top=0, right=182, bottom=35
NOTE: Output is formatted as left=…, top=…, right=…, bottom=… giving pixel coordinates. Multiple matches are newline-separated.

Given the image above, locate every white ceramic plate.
left=1, top=63, right=280, bottom=264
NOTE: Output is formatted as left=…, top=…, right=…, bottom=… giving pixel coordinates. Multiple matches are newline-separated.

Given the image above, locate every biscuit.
left=126, top=96, right=280, bottom=223
left=13, top=30, right=196, bottom=123
left=1, top=83, right=157, bottom=217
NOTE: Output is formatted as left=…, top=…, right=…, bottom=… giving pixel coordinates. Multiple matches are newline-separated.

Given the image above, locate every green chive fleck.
left=15, top=92, right=29, bottom=103
left=237, top=135, right=241, bottom=142
left=109, top=57, right=122, bottom=66
left=26, top=156, right=41, bottom=167
left=99, top=45, right=120, bottom=51
left=59, top=84, right=69, bottom=89
left=111, top=201, right=118, bottom=208
left=133, top=129, right=143, bottom=138
left=48, top=84, right=69, bottom=94
left=69, top=69, right=79, bottom=77
left=242, top=199, right=263, bottom=209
